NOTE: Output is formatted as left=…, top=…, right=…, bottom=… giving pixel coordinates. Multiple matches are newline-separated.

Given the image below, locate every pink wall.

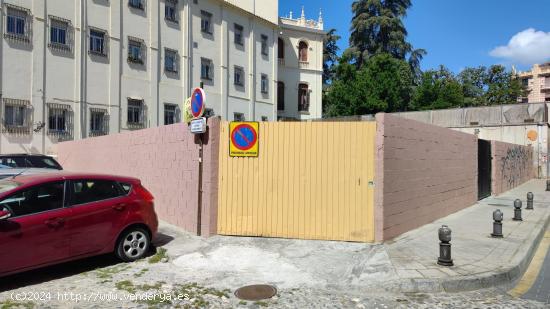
left=375, top=113, right=478, bottom=241
left=55, top=118, right=220, bottom=236
left=491, top=141, right=535, bottom=196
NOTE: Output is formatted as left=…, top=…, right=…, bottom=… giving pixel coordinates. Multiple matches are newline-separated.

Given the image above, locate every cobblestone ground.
left=0, top=251, right=545, bottom=309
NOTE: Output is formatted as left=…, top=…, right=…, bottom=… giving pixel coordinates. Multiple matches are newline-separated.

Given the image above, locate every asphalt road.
left=523, top=244, right=550, bottom=304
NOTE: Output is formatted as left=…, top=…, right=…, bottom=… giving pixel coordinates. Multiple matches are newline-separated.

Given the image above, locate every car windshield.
left=0, top=180, right=21, bottom=194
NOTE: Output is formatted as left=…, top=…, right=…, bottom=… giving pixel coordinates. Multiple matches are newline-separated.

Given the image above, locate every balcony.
left=299, top=61, right=309, bottom=69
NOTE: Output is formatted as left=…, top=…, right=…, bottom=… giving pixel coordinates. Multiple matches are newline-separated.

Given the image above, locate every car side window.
left=119, top=182, right=132, bottom=195
left=71, top=180, right=123, bottom=205
left=28, top=157, right=60, bottom=169
left=0, top=181, right=65, bottom=218
left=0, top=158, right=24, bottom=168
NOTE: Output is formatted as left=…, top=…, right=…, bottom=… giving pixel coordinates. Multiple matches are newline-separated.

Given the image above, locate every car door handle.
left=112, top=203, right=127, bottom=211
left=44, top=218, right=64, bottom=228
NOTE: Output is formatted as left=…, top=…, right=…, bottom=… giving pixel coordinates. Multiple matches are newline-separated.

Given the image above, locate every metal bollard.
left=491, top=209, right=504, bottom=238
left=437, top=225, right=454, bottom=266
left=513, top=199, right=523, bottom=221
left=526, top=192, right=534, bottom=210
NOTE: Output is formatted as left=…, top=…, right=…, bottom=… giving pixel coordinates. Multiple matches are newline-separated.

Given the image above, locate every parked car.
left=0, top=154, right=63, bottom=170
left=0, top=165, right=58, bottom=180
left=0, top=173, right=158, bottom=277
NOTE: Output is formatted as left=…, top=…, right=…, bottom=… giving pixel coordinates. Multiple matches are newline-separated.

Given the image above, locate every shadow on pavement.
left=0, top=254, right=121, bottom=292
left=0, top=232, right=174, bottom=292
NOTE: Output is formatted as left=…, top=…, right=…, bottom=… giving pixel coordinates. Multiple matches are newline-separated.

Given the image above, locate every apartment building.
left=277, top=9, right=324, bottom=120
left=518, top=63, right=550, bottom=103
left=0, top=0, right=323, bottom=155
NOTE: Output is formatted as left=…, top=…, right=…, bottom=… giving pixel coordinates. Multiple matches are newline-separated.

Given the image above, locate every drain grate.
left=234, top=284, right=277, bottom=301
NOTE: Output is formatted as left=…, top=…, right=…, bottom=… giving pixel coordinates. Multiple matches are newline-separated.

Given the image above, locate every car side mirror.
left=0, top=210, right=11, bottom=220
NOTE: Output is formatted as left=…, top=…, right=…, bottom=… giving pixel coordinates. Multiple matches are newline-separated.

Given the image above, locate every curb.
left=380, top=208, right=550, bottom=293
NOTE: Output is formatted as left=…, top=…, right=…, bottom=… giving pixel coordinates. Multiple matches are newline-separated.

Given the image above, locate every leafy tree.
left=484, top=65, right=526, bottom=105
left=458, top=66, right=486, bottom=106
left=457, top=65, right=527, bottom=106
left=325, top=54, right=413, bottom=116
left=411, top=66, right=464, bottom=110
left=323, top=29, right=341, bottom=85
left=348, top=0, right=425, bottom=82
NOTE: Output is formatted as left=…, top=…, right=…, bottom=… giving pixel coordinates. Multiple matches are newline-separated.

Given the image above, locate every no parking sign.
left=229, top=122, right=259, bottom=157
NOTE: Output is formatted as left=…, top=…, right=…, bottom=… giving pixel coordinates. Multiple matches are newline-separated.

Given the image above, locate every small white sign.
left=190, top=117, right=207, bottom=134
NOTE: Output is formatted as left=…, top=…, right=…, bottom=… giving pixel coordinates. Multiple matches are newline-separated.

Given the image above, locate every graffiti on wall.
left=500, top=146, right=533, bottom=190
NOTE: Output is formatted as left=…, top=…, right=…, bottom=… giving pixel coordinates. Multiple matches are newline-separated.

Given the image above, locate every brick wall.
left=375, top=113, right=478, bottom=241
left=491, top=141, right=535, bottom=196
left=55, top=118, right=220, bottom=236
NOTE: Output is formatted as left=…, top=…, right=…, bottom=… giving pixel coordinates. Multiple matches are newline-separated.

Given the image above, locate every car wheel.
left=116, top=227, right=151, bottom=262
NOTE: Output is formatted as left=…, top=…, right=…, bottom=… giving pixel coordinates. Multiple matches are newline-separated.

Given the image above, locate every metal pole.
left=196, top=133, right=203, bottom=236
left=196, top=82, right=205, bottom=236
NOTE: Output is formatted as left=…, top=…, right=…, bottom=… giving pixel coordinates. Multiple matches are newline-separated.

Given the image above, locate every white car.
left=0, top=165, right=57, bottom=180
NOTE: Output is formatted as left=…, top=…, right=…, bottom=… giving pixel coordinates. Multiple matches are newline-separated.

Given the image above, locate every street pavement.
left=522, top=229, right=550, bottom=304
left=164, top=179, right=550, bottom=294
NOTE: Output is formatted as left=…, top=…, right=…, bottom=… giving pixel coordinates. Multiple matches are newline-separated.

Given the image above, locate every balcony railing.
left=299, top=61, right=309, bottom=69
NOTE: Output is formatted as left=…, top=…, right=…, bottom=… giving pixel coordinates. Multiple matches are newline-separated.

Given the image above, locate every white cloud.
left=490, top=28, right=550, bottom=65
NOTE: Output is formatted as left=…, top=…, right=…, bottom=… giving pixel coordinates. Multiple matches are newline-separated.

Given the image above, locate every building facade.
left=518, top=63, right=550, bottom=103
left=0, top=0, right=323, bottom=155
left=277, top=9, right=324, bottom=121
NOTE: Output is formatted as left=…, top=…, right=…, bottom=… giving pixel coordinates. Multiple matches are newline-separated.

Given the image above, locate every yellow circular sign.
left=527, top=130, right=538, bottom=142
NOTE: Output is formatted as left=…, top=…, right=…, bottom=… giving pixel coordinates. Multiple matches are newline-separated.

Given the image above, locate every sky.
left=279, top=0, right=550, bottom=73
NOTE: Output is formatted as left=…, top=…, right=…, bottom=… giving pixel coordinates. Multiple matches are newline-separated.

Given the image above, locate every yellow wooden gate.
left=217, top=121, right=376, bottom=242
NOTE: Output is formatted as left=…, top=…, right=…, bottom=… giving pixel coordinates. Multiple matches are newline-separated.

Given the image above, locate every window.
left=0, top=182, right=65, bottom=218
left=164, top=104, right=178, bottom=125
left=201, top=11, right=212, bottom=34
left=298, top=83, right=310, bottom=112
left=546, top=97, right=550, bottom=102
left=119, top=183, right=132, bottom=194
left=47, top=104, right=71, bottom=135
left=261, top=74, right=269, bottom=94
left=2, top=98, right=31, bottom=134
left=90, top=109, right=108, bottom=136
left=129, top=0, right=145, bottom=10
left=49, top=18, right=70, bottom=50
left=4, top=105, right=26, bottom=127
left=278, top=38, right=285, bottom=59
left=234, top=24, right=243, bottom=45
left=261, top=35, right=268, bottom=56
left=127, top=99, right=145, bottom=127
left=128, top=38, right=144, bottom=64
left=6, top=6, right=30, bottom=41
left=261, top=116, right=268, bottom=121
left=277, top=81, right=285, bottom=111
left=234, top=113, right=245, bottom=121
left=71, top=180, right=124, bottom=206
left=234, top=66, right=244, bottom=86
left=298, top=41, right=308, bottom=62
left=89, top=29, right=107, bottom=56
left=201, top=58, right=213, bottom=80
left=522, top=78, right=529, bottom=87
left=165, top=49, right=178, bottom=73
left=165, top=0, right=177, bottom=22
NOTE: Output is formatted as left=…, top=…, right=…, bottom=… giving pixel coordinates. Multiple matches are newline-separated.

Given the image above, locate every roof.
left=11, top=172, right=141, bottom=186
left=0, top=153, right=55, bottom=157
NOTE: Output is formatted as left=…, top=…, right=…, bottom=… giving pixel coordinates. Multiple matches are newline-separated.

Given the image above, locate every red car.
left=0, top=173, right=158, bottom=277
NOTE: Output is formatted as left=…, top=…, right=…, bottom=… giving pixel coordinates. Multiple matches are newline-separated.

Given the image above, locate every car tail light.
left=135, top=184, right=154, bottom=202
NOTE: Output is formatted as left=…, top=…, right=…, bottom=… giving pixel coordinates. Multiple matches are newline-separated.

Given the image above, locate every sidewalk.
left=158, top=179, right=550, bottom=293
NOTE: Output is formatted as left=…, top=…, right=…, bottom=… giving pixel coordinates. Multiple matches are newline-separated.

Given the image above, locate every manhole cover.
left=234, top=284, right=277, bottom=301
